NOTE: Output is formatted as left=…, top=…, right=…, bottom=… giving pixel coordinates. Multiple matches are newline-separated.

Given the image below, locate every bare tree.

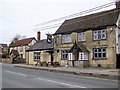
left=11, top=34, right=26, bottom=44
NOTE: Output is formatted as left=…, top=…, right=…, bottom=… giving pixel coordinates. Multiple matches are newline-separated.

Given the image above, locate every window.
left=61, top=50, right=69, bottom=59
left=62, top=34, right=71, bottom=43
left=68, top=53, right=75, bottom=60
left=93, top=29, right=106, bottom=40
left=3, top=48, right=7, bottom=52
left=19, top=47, right=23, bottom=52
left=34, top=52, right=40, bottom=60
left=78, top=32, right=85, bottom=41
left=93, top=48, right=106, bottom=59
left=79, top=52, right=88, bottom=60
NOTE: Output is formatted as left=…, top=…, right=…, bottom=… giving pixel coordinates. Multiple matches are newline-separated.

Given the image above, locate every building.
left=53, top=2, right=120, bottom=68
left=9, top=37, right=37, bottom=63
left=0, top=43, right=8, bottom=56
left=26, top=39, right=53, bottom=66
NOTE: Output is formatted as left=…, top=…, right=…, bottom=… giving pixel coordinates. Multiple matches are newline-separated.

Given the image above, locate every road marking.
left=55, top=72, right=118, bottom=82
left=5, top=70, right=26, bottom=77
left=37, top=77, right=86, bottom=88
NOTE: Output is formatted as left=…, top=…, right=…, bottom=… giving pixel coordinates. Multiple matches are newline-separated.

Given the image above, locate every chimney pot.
left=37, top=31, right=40, bottom=41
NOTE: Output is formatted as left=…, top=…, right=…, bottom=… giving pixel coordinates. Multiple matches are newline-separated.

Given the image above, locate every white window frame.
left=68, top=53, right=75, bottom=60
left=61, top=50, right=69, bottom=59
left=93, top=29, right=106, bottom=40
left=34, top=52, right=41, bottom=60
left=78, top=32, right=86, bottom=41
left=93, top=48, right=106, bottom=59
left=62, top=34, right=71, bottom=43
left=79, top=52, right=88, bottom=60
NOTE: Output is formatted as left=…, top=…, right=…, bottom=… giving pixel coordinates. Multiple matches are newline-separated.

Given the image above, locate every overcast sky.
left=0, top=0, right=115, bottom=44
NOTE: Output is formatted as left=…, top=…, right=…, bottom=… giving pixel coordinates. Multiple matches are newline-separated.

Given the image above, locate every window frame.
left=78, top=32, right=86, bottom=42
left=62, top=34, right=71, bottom=44
left=61, top=50, right=69, bottom=60
left=93, top=29, right=106, bottom=40
left=79, top=52, right=88, bottom=60
left=34, top=52, right=41, bottom=60
left=93, top=48, right=107, bottom=60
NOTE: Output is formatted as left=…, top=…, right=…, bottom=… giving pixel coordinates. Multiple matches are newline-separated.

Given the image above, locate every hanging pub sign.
left=46, top=33, right=52, bottom=43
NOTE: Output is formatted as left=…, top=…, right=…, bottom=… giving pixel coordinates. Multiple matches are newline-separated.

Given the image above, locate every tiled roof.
left=9, top=37, right=36, bottom=47
left=54, top=8, right=120, bottom=35
left=0, top=44, right=8, bottom=48
left=27, top=39, right=53, bottom=51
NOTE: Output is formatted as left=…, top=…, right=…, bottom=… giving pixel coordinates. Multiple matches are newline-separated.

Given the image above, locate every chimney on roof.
left=37, top=31, right=40, bottom=41
left=116, top=0, right=120, bottom=8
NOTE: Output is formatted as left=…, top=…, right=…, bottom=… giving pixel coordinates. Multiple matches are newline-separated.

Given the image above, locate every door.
left=51, top=52, right=54, bottom=66
left=116, top=54, right=120, bottom=68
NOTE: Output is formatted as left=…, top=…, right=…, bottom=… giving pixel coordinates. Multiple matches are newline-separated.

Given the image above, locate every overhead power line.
left=34, top=7, right=118, bottom=31
left=35, top=1, right=115, bottom=27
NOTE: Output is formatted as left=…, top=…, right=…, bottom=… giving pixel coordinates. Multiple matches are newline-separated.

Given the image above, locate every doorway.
left=116, top=54, right=120, bottom=68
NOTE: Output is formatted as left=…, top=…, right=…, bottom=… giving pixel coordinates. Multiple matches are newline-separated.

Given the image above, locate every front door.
left=72, top=51, right=79, bottom=67
left=116, top=54, right=120, bottom=68
left=51, top=52, right=54, bottom=66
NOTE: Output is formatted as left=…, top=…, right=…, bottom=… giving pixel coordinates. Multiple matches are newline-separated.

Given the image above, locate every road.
left=1, top=63, right=119, bottom=88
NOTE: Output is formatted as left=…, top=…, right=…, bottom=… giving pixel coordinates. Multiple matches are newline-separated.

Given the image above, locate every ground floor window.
left=61, top=50, right=69, bottom=60
left=34, top=52, right=41, bottom=60
left=68, top=53, right=75, bottom=60
left=79, top=52, right=88, bottom=60
left=93, top=48, right=106, bottom=59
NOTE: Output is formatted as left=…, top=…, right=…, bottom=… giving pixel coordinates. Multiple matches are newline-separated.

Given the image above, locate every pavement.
left=13, top=64, right=120, bottom=80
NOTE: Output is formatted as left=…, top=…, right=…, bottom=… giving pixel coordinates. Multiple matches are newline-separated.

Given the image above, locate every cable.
left=35, top=1, right=115, bottom=27
left=34, top=2, right=116, bottom=31
left=1, top=1, right=115, bottom=32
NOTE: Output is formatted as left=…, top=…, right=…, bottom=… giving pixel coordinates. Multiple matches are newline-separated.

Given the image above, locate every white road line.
left=37, top=77, right=86, bottom=88
left=5, top=70, right=26, bottom=77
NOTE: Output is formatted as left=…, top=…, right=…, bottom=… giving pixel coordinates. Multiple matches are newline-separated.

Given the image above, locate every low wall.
left=0, top=58, right=12, bottom=64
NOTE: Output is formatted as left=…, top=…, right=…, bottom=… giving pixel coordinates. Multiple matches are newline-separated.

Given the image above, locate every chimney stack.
left=116, top=0, right=120, bottom=8
left=37, top=31, right=40, bottom=41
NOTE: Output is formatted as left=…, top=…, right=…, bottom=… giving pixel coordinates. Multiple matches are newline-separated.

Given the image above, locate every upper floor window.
left=78, top=32, right=85, bottom=41
left=93, top=48, right=106, bottom=59
left=34, top=52, right=41, bottom=60
left=93, top=29, right=106, bottom=40
left=62, top=34, right=71, bottom=43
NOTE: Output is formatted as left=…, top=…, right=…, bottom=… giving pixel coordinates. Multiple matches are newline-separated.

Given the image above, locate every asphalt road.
left=1, top=63, right=119, bottom=88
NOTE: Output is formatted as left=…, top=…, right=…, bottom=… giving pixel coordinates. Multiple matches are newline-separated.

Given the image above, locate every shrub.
left=2, top=54, right=7, bottom=58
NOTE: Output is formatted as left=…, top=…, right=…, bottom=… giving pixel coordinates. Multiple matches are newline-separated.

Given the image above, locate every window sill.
left=79, top=60, right=89, bottom=61
left=93, top=58, right=107, bottom=60
left=78, top=41, right=86, bottom=43
left=61, top=59, right=68, bottom=60
left=61, top=42, right=72, bottom=44
left=93, top=39, right=107, bottom=41
left=34, top=59, right=40, bottom=61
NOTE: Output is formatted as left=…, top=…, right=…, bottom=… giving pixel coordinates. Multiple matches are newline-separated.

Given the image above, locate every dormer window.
left=93, top=29, right=106, bottom=40
left=62, top=34, right=71, bottom=43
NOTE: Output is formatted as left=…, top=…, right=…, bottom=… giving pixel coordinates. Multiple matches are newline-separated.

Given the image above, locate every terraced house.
left=53, top=2, right=120, bottom=68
